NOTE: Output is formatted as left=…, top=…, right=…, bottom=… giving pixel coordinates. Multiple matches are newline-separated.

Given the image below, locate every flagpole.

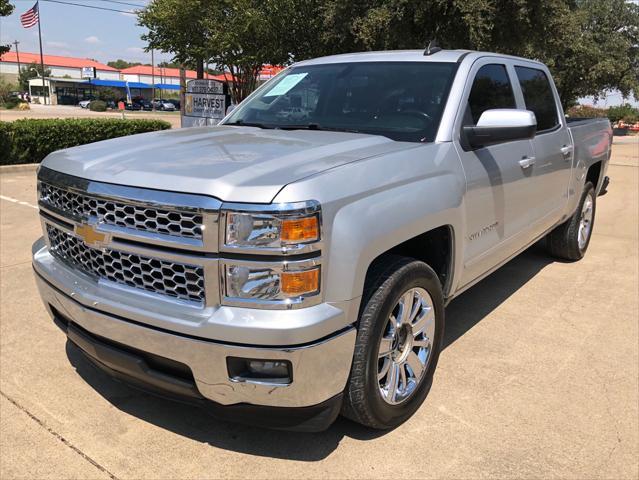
left=36, top=1, right=47, bottom=104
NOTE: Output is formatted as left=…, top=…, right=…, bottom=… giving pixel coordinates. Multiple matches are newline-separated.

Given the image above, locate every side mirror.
left=463, top=109, right=536, bottom=149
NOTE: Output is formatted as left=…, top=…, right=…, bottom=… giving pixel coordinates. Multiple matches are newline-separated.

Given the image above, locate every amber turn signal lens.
left=281, top=268, right=320, bottom=296
left=280, top=216, right=319, bottom=243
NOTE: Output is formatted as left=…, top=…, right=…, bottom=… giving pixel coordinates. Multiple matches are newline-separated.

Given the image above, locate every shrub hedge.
left=0, top=118, right=171, bottom=165
left=567, top=104, right=639, bottom=124
left=89, top=100, right=107, bottom=112
left=566, top=105, right=608, bottom=118
left=1, top=97, right=24, bottom=110
left=607, top=105, right=639, bottom=124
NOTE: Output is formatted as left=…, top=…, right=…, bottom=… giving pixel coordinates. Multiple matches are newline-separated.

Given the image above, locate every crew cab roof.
left=294, top=49, right=545, bottom=67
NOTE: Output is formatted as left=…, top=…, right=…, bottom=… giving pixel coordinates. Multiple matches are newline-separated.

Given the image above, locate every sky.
left=0, top=0, right=173, bottom=65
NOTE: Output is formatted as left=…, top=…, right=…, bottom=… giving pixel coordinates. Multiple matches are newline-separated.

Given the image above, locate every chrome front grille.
left=39, top=182, right=204, bottom=239
left=46, top=224, right=205, bottom=304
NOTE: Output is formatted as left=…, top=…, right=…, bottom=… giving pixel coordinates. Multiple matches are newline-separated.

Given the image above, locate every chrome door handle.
left=560, top=145, right=573, bottom=160
left=519, top=156, right=536, bottom=169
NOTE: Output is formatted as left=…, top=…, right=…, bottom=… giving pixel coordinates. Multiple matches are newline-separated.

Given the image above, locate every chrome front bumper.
left=33, top=241, right=356, bottom=409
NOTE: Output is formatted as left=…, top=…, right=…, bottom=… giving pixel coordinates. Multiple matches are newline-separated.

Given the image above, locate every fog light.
left=227, top=357, right=292, bottom=384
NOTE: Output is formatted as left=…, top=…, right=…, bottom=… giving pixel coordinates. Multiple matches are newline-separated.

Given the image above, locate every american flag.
left=20, top=2, right=39, bottom=29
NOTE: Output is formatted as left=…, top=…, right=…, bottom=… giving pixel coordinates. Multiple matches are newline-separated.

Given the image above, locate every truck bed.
left=566, top=117, right=612, bottom=192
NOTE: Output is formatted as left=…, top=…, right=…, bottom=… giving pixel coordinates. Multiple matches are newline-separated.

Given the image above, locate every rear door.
left=453, top=60, right=537, bottom=287
left=513, top=65, right=573, bottom=235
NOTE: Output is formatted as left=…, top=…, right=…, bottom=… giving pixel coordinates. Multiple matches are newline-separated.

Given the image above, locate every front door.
left=453, top=61, right=537, bottom=287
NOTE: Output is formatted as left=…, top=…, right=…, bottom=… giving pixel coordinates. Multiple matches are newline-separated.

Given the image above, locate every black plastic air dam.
left=56, top=314, right=343, bottom=432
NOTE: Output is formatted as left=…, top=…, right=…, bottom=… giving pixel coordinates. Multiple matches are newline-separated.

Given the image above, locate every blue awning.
left=155, top=83, right=180, bottom=90
left=82, top=79, right=151, bottom=89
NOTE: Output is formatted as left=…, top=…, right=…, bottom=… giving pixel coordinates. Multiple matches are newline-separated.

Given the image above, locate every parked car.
left=166, top=99, right=180, bottom=110
left=124, top=102, right=141, bottom=111
left=152, top=99, right=176, bottom=111
left=33, top=49, right=612, bottom=432
left=78, top=100, right=91, bottom=109
left=135, top=99, right=153, bottom=111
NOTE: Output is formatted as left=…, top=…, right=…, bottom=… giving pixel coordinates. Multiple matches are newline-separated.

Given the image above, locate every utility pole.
left=13, top=40, right=21, bottom=77
left=151, top=48, right=155, bottom=110
left=180, top=65, right=186, bottom=127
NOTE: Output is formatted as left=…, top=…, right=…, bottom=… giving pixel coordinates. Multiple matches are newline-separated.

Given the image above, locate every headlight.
left=222, top=259, right=321, bottom=308
left=220, top=201, right=322, bottom=308
left=221, top=200, right=321, bottom=254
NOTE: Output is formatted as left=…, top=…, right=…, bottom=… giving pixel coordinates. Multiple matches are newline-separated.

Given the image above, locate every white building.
left=0, top=51, right=119, bottom=82
left=120, top=65, right=228, bottom=85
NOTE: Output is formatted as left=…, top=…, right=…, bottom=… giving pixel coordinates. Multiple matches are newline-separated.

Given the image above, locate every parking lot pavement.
left=1, top=140, right=637, bottom=480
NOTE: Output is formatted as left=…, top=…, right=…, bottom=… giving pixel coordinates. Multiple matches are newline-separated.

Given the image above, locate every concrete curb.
left=0, top=163, right=39, bottom=174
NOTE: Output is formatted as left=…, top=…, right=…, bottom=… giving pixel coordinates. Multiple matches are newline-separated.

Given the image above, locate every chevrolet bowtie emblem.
left=75, top=224, right=107, bottom=248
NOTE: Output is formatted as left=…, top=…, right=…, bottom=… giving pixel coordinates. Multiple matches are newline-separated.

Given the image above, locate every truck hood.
left=42, top=126, right=419, bottom=203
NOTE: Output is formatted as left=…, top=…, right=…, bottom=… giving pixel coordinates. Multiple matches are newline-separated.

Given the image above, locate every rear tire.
left=546, top=182, right=596, bottom=261
left=342, top=255, right=444, bottom=429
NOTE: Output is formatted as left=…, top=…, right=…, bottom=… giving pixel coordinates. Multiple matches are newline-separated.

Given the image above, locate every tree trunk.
left=196, top=57, right=204, bottom=79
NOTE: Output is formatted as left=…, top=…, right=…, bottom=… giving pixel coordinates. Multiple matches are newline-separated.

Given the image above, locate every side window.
left=467, top=64, right=516, bottom=125
left=515, top=66, right=559, bottom=132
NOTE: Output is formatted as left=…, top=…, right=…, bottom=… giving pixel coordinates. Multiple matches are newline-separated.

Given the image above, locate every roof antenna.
left=424, top=39, right=442, bottom=56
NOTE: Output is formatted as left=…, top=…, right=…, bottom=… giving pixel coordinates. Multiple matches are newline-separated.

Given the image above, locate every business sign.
left=187, top=79, right=224, bottom=95
left=81, top=67, right=97, bottom=79
left=182, top=79, right=227, bottom=128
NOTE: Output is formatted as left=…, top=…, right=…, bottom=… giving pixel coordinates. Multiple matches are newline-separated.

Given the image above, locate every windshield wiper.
left=225, top=120, right=274, bottom=129
left=277, top=123, right=362, bottom=134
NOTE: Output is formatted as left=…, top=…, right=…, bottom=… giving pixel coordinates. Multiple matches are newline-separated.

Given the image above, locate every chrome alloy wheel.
left=376, top=287, right=436, bottom=405
left=578, top=194, right=594, bottom=250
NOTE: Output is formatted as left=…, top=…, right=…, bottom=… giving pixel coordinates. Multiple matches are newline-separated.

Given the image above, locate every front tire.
left=547, top=181, right=596, bottom=261
left=342, top=255, right=444, bottom=429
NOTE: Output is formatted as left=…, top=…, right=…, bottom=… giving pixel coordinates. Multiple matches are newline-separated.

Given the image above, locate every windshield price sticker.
left=185, top=93, right=226, bottom=119
left=264, top=73, right=308, bottom=97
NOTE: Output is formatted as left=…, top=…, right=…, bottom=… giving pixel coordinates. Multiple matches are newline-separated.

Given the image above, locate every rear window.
left=515, top=66, right=560, bottom=132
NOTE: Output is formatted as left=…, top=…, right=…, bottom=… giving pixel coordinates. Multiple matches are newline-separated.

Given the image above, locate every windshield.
left=223, top=62, right=458, bottom=143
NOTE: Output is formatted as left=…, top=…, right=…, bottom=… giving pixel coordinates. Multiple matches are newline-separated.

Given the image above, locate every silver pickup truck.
left=32, top=49, right=612, bottom=431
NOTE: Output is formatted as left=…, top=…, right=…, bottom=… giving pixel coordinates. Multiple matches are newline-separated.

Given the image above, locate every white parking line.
left=0, top=195, right=38, bottom=210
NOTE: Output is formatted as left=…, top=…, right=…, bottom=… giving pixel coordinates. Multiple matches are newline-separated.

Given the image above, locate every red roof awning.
left=0, top=51, right=118, bottom=71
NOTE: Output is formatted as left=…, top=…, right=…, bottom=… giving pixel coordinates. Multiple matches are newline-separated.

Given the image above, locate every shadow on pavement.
left=65, top=241, right=554, bottom=461
left=443, top=241, right=554, bottom=349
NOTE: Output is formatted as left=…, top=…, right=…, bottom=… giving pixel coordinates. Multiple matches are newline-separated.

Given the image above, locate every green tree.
left=97, top=87, right=120, bottom=102
left=138, top=0, right=210, bottom=79
left=313, top=0, right=638, bottom=109
left=18, top=63, right=51, bottom=91
left=0, top=77, right=17, bottom=103
left=203, top=0, right=302, bottom=102
left=0, top=0, right=14, bottom=56
left=107, top=59, right=143, bottom=70
left=607, top=104, right=639, bottom=123
left=139, top=0, right=306, bottom=102
left=157, top=60, right=181, bottom=68
left=139, top=0, right=639, bottom=106
left=543, top=0, right=639, bottom=109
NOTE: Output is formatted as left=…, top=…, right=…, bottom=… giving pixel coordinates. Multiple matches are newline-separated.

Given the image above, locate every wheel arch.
left=586, top=160, right=602, bottom=192
left=365, top=225, right=455, bottom=298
